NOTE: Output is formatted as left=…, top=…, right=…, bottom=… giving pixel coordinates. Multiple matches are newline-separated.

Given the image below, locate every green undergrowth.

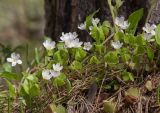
left=1, top=0, right=160, bottom=113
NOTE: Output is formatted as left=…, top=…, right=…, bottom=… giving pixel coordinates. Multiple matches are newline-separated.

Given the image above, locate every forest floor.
left=39, top=67, right=160, bottom=113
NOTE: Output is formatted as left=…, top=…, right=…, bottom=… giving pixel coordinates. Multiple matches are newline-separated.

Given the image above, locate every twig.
left=95, top=73, right=107, bottom=107
left=102, top=33, right=114, bottom=45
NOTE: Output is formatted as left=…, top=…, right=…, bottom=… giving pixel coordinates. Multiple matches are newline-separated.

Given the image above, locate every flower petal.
left=7, top=58, right=13, bottom=62
left=17, top=60, right=22, bottom=64
left=12, top=62, right=17, bottom=66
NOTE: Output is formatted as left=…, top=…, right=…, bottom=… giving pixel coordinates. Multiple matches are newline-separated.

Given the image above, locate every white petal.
left=51, top=71, right=60, bottom=77
left=83, top=42, right=92, bottom=51
left=149, top=39, right=155, bottom=42
left=151, top=30, right=155, bottom=36
left=142, top=27, right=147, bottom=32
left=151, top=24, right=157, bottom=29
left=89, top=26, right=93, bottom=31
left=60, top=32, right=78, bottom=44
left=78, top=22, right=86, bottom=30
left=143, top=23, right=156, bottom=35
left=42, top=69, right=52, bottom=80
left=43, top=40, right=55, bottom=50
left=43, top=74, right=52, bottom=80
left=53, top=63, right=63, bottom=72
left=17, top=60, right=22, bottom=64
left=7, top=58, right=13, bottom=62
left=111, top=41, right=123, bottom=49
left=92, top=18, right=100, bottom=26
left=115, top=16, right=129, bottom=30
left=11, top=53, right=16, bottom=58
left=12, top=62, right=17, bottom=66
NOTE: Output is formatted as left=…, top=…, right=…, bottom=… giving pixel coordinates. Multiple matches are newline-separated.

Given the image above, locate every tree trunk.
left=44, top=0, right=159, bottom=41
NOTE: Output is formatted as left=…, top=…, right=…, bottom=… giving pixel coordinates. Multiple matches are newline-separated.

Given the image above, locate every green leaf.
left=124, top=34, right=135, bottom=44
left=155, top=24, right=160, bottom=45
left=90, top=25, right=107, bottom=43
left=102, top=22, right=110, bottom=36
left=85, top=9, right=99, bottom=30
left=121, top=53, right=130, bottom=63
left=66, top=79, right=72, bottom=92
left=115, top=0, right=123, bottom=9
left=54, top=50, right=69, bottom=64
left=53, top=73, right=66, bottom=87
left=120, top=48, right=130, bottom=62
left=91, top=26, right=108, bottom=43
left=0, top=72, right=20, bottom=80
left=2, top=63, right=12, bottom=72
left=30, top=84, right=40, bottom=97
left=75, top=48, right=86, bottom=61
left=90, top=56, right=100, bottom=64
left=145, top=80, right=152, bottom=91
left=21, top=75, right=39, bottom=97
left=90, top=26, right=99, bottom=42
left=6, top=80, right=16, bottom=98
left=98, top=26, right=106, bottom=41
left=71, top=61, right=82, bottom=70
left=104, top=51, right=118, bottom=64
left=132, top=54, right=140, bottom=64
left=126, top=8, right=143, bottom=34
left=122, top=71, right=134, bottom=81
left=26, top=75, right=37, bottom=81
left=95, top=44, right=104, bottom=54
left=56, top=105, right=67, bottom=113
left=57, top=42, right=65, bottom=50
left=147, top=47, right=154, bottom=61
left=22, top=79, right=29, bottom=95
left=49, top=104, right=67, bottom=113
left=102, top=21, right=111, bottom=28
left=47, top=50, right=54, bottom=56
left=54, top=51, right=62, bottom=63
left=103, top=99, right=117, bottom=113
left=125, top=87, right=140, bottom=98
left=114, top=32, right=124, bottom=41
left=134, top=46, right=145, bottom=55
left=135, top=35, right=146, bottom=46
left=60, top=49, right=69, bottom=64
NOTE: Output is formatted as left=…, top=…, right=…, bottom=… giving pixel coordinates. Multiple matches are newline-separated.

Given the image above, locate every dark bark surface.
left=44, top=0, right=159, bottom=41
left=149, top=0, right=160, bottom=24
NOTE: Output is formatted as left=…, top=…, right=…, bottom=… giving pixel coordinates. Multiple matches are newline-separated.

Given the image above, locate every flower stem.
left=107, top=0, right=118, bottom=32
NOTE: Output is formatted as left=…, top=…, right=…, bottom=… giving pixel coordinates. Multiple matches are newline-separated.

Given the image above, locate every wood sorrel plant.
left=1, top=1, right=160, bottom=112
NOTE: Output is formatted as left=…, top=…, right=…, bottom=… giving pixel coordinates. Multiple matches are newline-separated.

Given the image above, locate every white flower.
left=144, top=33, right=155, bottom=42
left=92, top=18, right=100, bottom=26
left=71, top=38, right=83, bottom=48
left=78, top=22, right=86, bottom=30
left=42, top=69, right=52, bottom=80
left=115, top=16, right=129, bottom=30
left=64, top=38, right=83, bottom=48
left=43, top=40, right=56, bottom=50
left=7, top=53, right=22, bottom=66
left=51, top=63, right=63, bottom=78
left=89, top=26, right=93, bottom=31
left=142, top=23, right=157, bottom=36
left=83, top=42, right=92, bottom=51
left=50, top=70, right=61, bottom=77
left=53, top=63, right=63, bottom=72
left=60, top=32, right=77, bottom=42
left=42, top=68, right=61, bottom=80
left=60, top=32, right=83, bottom=48
left=111, top=40, right=123, bottom=49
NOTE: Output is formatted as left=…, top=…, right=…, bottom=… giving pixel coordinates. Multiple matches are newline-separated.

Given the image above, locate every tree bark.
left=44, top=0, right=159, bottom=41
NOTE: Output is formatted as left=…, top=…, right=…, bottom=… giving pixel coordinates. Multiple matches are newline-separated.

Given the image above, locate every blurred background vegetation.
left=0, top=0, right=44, bottom=46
